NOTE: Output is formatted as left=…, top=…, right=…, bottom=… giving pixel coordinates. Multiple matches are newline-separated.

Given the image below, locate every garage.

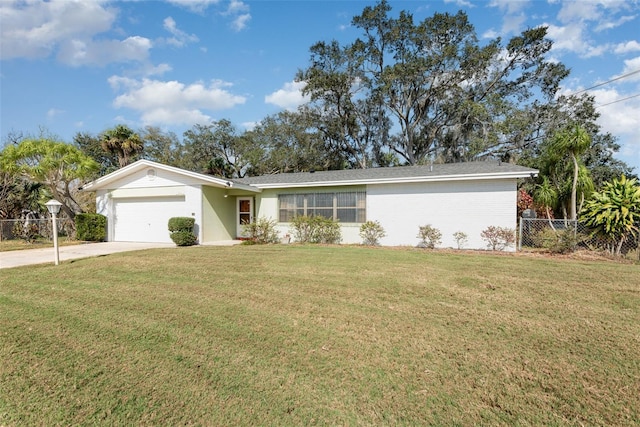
left=84, top=160, right=266, bottom=244
left=113, top=196, right=188, bottom=243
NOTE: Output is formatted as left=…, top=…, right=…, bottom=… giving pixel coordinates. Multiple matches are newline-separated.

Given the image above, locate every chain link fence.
left=519, top=218, right=640, bottom=260
left=0, top=217, right=76, bottom=242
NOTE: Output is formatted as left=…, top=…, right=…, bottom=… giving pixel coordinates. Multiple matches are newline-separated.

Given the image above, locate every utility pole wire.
left=596, top=92, right=640, bottom=108
left=571, top=69, right=640, bottom=95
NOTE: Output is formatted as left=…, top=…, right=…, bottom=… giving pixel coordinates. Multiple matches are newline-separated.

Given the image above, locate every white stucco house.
left=82, top=159, right=538, bottom=250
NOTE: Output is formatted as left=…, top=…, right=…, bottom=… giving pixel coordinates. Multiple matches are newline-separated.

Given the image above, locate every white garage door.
left=113, top=196, right=188, bottom=243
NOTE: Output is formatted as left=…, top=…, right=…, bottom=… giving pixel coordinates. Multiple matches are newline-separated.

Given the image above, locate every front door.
left=236, top=197, right=253, bottom=238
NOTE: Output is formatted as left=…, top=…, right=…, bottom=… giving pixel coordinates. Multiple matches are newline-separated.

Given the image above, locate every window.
left=278, top=194, right=304, bottom=222
left=278, top=192, right=366, bottom=223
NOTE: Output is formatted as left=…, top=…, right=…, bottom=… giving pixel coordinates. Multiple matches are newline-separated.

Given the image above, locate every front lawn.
left=0, top=237, right=80, bottom=252
left=1, top=245, right=638, bottom=425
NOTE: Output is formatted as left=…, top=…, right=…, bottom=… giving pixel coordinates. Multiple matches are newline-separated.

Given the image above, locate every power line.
left=596, top=92, right=640, bottom=108
left=572, top=68, right=640, bottom=95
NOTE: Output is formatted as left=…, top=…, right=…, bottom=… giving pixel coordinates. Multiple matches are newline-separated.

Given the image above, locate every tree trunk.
left=570, top=153, right=579, bottom=221
left=545, top=207, right=556, bottom=231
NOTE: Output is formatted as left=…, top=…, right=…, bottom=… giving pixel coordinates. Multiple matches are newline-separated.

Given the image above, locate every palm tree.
left=534, top=175, right=558, bottom=229
left=551, top=124, right=591, bottom=220
left=101, top=125, right=144, bottom=168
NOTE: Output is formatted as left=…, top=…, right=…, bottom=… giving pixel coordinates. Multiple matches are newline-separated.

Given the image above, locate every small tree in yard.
left=453, top=231, right=468, bottom=249
left=360, top=220, right=386, bottom=246
left=0, top=139, right=99, bottom=220
left=417, top=225, right=442, bottom=249
left=481, top=226, right=515, bottom=251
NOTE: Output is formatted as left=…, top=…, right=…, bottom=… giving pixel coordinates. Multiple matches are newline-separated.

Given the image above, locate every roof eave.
left=251, top=170, right=539, bottom=189
left=81, top=159, right=261, bottom=193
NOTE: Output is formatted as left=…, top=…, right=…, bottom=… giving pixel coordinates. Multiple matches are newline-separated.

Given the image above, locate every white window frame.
left=278, top=191, right=366, bottom=223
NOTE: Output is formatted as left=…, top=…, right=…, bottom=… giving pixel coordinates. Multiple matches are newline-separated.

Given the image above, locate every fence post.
left=518, top=218, right=523, bottom=251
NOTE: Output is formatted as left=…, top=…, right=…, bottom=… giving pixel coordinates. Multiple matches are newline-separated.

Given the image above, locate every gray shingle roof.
left=234, top=161, right=537, bottom=188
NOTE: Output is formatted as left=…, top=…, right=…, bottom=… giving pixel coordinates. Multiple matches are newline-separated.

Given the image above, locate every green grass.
left=1, top=245, right=638, bottom=425
left=0, top=238, right=80, bottom=252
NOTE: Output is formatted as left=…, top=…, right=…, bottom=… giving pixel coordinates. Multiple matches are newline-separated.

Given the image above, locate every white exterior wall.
left=366, top=178, right=518, bottom=250
left=94, top=167, right=203, bottom=243
left=255, top=188, right=363, bottom=244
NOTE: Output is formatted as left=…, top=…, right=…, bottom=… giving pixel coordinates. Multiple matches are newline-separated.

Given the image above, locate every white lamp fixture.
left=45, top=199, right=63, bottom=266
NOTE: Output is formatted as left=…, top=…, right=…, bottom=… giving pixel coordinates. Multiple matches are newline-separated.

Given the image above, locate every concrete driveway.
left=0, top=242, right=176, bottom=269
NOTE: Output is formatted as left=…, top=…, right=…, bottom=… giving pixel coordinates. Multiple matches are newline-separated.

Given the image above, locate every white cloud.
left=486, top=0, right=530, bottom=36
left=0, top=0, right=157, bottom=67
left=46, top=108, right=65, bottom=120
left=231, top=13, right=251, bottom=32
left=545, top=23, right=586, bottom=52
left=501, top=13, right=527, bottom=35
left=444, top=0, right=474, bottom=8
left=166, top=0, right=250, bottom=31
left=546, top=1, right=638, bottom=58
left=108, top=75, right=132, bottom=90
left=57, top=36, right=152, bottom=67
left=614, top=41, right=640, bottom=54
left=165, top=0, right=220, bottom=13
left=488, top=0, right=528, bottom=15
left=142, top=63, right=173, bottom=77
left=546, top=22, right=610, bottom=58
left=619, top=56, right=640, bottom=81
left=264, top=81, right=309, bottom=110
left=556, top=1, right=601, bottom=23
left=221, top=0, right=251, bottom=31
left=162, top=16, right=199, bottom=47
left=137, top=108, right=213, bottom=126
left=241, top=121, right=259, bottom=131
left=595, top=14, right=636, bottom=31
left=109, top=77, right=246, bottom=126
left=592, top=87, right=640, bottom=168
left=481, top=29, right=499, bottom=39
left=226, top=0, right=250, bottom=15
left=0, top=0, right=116, bottom=60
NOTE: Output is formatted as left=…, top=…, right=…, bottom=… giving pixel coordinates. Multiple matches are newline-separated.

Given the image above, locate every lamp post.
left=45, top=200, right=63, bottom=266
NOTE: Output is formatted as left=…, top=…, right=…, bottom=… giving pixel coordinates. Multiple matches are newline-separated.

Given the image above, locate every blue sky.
left=1, top=0, right=639, bottom=172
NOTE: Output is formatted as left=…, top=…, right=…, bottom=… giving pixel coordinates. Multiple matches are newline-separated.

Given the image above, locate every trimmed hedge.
left=75, top=213, right=107, bottom=242
left=168, top=217, right=197, bottom=246
left=170, top=231, right=198, bottom=246
left=168, top=217, right=195, bottom=233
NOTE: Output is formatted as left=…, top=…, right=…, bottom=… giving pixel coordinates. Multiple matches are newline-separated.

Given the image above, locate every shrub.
left=533, top=227, right=582, bottom=254
left=242, top=217, right=280, bottom=244
left=417, top=224, right=442, bottom=249
left=316, top=218, right=341, bottom=244
left=168, top=217, right=195, bottom=233
left=290, top=215, right=314, bottom=243
left=75, top=213, right=107, bottom=241
left=453, top=231, right=468, bottom=249
left=12, top=220, right=40, bottom=243
left=481, top=226, right=515, bottom=251
left=168, top=216, right=197, bottom=246
left=360, top=220, right=386, bottom=246
left=170, top=231, right=198, bottom=246
left=290, top=215, right=341, bottom=244
left=581, top=174, right=640, bottom=256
